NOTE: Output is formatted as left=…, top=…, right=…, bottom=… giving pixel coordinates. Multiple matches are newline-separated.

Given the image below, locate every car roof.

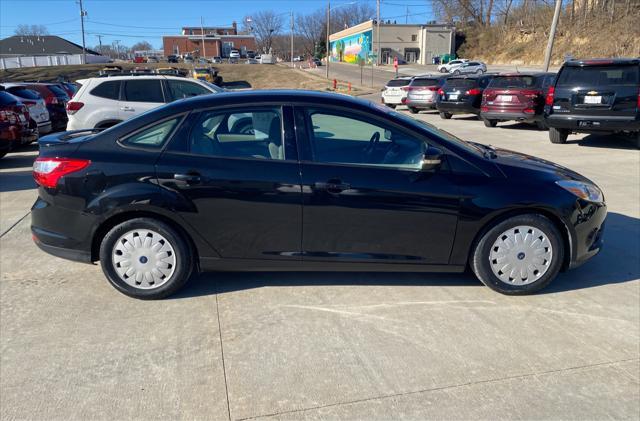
left=496, top=72, right=555, bottom=77
left=565, top=58, right=640, bottom=66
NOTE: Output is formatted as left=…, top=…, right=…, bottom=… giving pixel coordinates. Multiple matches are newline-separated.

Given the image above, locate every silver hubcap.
left=112, top=229, right=176, bottom=289
left=489, top=225, right=553, bottom=285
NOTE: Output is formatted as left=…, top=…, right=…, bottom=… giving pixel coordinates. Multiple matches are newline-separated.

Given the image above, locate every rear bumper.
left=32, top=231, right=92, bottom=263
left=38, top=121, right=53, bottom=135
left=545, top=114, right=640, bottom=132
left=437, top=101, right=479, bottom=115
left=406, top=97, right=437, bottom=109
left=481, top=111, right=542, bottom=122
left=382, top=95, right=406, bottom=105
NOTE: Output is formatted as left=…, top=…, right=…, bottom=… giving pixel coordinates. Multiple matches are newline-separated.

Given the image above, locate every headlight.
left=556, top=180, right=604, bottom=203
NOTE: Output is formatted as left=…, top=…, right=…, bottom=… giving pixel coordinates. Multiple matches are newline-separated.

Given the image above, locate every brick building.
left=163, top=23, right=257, bottom=58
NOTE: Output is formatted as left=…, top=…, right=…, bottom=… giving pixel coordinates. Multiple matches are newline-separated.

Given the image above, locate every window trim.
left=175, top=105, right=293, bottom=162
left=117, top=112, right=188, bottom=152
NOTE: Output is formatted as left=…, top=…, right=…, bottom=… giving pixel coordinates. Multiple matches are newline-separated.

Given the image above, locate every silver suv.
left=451, top=61, right=487, bottom=75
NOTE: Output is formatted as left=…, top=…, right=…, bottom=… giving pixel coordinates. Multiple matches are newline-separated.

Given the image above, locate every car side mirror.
left=421, top=146, right=443, bottom=171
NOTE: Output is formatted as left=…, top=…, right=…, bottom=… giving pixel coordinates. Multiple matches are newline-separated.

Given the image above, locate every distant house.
left=0, top=35, right=101, bottom=58
left=162, top=22, right=257, bottom=58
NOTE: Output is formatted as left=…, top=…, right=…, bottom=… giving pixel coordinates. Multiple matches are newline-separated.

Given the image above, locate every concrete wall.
left=0, top=54, right=110, bottom=70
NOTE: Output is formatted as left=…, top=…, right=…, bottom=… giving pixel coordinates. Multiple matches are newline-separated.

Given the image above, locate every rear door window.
left=90, top=81, right=121, bottom=100
left=557, top=65, right=639, bottom=87
left=123, top=80, right=164, bottom=103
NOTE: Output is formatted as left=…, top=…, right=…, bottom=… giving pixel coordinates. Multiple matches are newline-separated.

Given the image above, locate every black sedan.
left=31, top=90, right=606, bottom=299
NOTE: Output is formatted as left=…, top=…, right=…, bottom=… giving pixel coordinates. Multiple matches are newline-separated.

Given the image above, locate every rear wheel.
left=409, top=107, right=419, bottom=114
left=439, top=111, right=452, bottom=119
left=536, top=120, right=548, bottom=130
left=471, top=214, right=564, bottom=295
left=99, top=217, right=194, bottom=299
left=549, top=127, right=569, bottom=144
left=386, top=104, right=396, bottom=109
left=483, top=118, right=498, bottom=127
left=453, top=70, right=461, bottom=75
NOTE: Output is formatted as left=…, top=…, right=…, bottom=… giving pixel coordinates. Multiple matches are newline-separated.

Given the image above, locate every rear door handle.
left=315, top=180, right=351, bottom=194
left=174, top=173, right=201, bottom=184
left=120, top=106, right=135, bottom=112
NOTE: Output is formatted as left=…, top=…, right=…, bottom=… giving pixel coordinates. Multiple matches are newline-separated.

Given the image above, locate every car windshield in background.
left=7, top=88, right=41, bottom=100
left=557, top=65, right=639, bottom=87
left=0, top=91, right=18, bottom=105
left=489, top=76, right=536, bottom=88
left=444, top=78, right=476, bottom=89
left=194, top=68, right=209, bottom=73
left=47, top=85, right=68, bottom=97
left=411, top=78, right=440, bottom=86
left=386, top=79, right=411, bottom=87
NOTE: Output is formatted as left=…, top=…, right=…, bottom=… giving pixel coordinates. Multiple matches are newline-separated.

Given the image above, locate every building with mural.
left=329, top=20, right=455, bottom=66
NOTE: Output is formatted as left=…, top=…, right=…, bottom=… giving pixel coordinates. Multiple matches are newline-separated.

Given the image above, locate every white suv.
left=66, top=75, right=223, bottom=130
left=437, top=59, right=469, bottom=73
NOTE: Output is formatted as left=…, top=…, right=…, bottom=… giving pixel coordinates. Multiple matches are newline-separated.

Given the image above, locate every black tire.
left=386, top=104, right=396, bottom=109
left=483, top=118, right=498, bottom=127
left=549, top=127, right=569, bottom=144
left=439, top=111, right=452, bottom=119
left=536, top=120, right=548, bottom=130
left=471, top=214, right=564, bottom=295
left=453, top=70, right=461, bottom=75
left=635, top=132, right=640, bottom=149
left=99, top=217, right=194, bottom=299
left=409, top=107, right=419, bottom=114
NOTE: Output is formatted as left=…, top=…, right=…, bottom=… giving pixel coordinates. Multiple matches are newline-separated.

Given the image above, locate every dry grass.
left=0, top=62, right=347, bottom=92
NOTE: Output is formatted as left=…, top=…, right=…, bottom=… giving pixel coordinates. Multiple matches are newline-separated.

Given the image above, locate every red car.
left=0, top=91, right=38, bottom=158
left=480, top=73, right=556, bottom=129
left=19, top=83, right=69, bottom=131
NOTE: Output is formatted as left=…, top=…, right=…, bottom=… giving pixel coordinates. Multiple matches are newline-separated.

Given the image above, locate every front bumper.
left=568, top=200, right=607, bottom=269
left=545, top=114, right=640, bottom=133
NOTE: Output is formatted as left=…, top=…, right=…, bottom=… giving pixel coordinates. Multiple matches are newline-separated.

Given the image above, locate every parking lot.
left=1, top=104, right=639, bottom=419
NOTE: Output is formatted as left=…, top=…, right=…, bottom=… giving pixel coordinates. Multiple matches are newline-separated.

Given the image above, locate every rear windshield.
left=488, top=76, right=537, bottom=89
left=557, top=65, right=639, bottom=87
left=444, top=78, right=476, bottom=89
left=386, top=79, right=411, bottom=87
left=411, top=78, right=440, bottom=87
left=0, top=91, right=19, bottom=106
left=6, top=87, right=41, bottom=100
left=47, top=85, right=68, bottom=98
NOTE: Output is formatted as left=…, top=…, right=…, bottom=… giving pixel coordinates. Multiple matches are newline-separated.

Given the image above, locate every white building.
left=329, top=20, right=455, bottom=66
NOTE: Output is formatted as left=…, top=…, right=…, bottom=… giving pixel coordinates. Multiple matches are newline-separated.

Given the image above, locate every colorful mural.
left=329, top=30, right=372, bottom=64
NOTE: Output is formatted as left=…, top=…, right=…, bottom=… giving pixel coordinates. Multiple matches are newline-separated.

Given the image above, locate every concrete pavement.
left=1, top=110, right=638, bottom=420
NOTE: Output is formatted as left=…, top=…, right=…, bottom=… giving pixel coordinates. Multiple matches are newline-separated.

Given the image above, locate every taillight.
left=437, top=88, right=444, bottom=95
left=523, top=108, right=536, bottom=114
left=481, top=106, right=489, bottom=112
left=427, top=86, right=438, bottom=91
left=545, top=86, right=555, bottom=106
left=66, top=101, right=85, bottom=115
left=33, top=157, right=91, bottom=188
left=466, top=88, right=481, bottom=96
left=45, top=95, right=59, bottom=105
left=402, top=86, right=412, bottom=91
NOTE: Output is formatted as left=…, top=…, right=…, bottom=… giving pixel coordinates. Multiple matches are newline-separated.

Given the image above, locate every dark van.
left=544, top=58, right=640, bottom=148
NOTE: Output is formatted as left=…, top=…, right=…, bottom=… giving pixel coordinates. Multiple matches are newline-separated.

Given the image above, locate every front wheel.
left=439, top=111, right=452, bottom=119
left=99, top=217, right=194, bottom=299
left=549, top=127, right=569, bottom=144
left=471, top=214, right=564, bottom=295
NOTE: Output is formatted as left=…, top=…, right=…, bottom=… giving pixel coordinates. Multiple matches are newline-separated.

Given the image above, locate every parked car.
left=258, top=54, right=276, bottom=64
left=19, top=83, right=69, bottom=131
left=167, top=55, right=179, bottom=63
left=146, top=56, right=159, bottom=64
left=312, top=58, right=322, bottom=67
left=131, top=67, right=154, bottom=75
left=192, top=67, right=214, bottom=83
left=438, top=58, right=469, bottom=73
left=31, top=90, right=607, bottom=299
left=245, top=58, right=259, bottom=64
left=544, top=58, right=640, bottom=148
left=0, top=90, right=37, bottom=158
left=229, top=49, right=240, bottom=59
left=65, top=75, right=223, bottom=130
left=197, top=58, right=210, bottom=64
left=293, top=55, right=304, bottom=62
left=254, top=54, right=262, bottom=61
left=480, top=73, right=555, bottom=129
left=404, top=74, right=449, bottom=114
left=381, top=77, right=413, bottom=108
left=133, top=56, right=146, bottom=64
left=155, top=67, right=183, bottom=76
left=183, top=56, right=194, bottom=64
left=451, top=61, right=487, bottom=75
left=1, top=84, right=52, bottom=134
left=246, top=51, right=256, bottom=59
left=211, top=56, right=223, bottom=64
left=436, top=74, right=494, bottom=119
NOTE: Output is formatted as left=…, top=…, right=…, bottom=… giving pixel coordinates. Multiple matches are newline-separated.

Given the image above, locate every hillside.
left=456, top=3, right=640, bottom=65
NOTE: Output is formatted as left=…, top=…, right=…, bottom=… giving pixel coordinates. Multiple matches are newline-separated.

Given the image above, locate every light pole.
left=543, top=0, right=563, bottom=72
left=325, top=1, right=358, bottom=79
left=78, top=0, right=87, bottom=64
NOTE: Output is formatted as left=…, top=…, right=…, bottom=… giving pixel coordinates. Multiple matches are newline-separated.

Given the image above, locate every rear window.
left=123, top=80, right=164, bottom=103
left=557, top=65, right=639, bottom=87
left=410, top=78, right=440, bottom=87
left=47, top=85, right=68, bottom=98
left=0, top=91, right=18, bottom=106
left=444, top=78, right=476, bottom=89
left=91, top=81, right=121, bottom=100
left=386, top=79, right=411, bottom=87
left=489, top=76, right=537, bottom=89
left=6, top=87, right=41, bottom=100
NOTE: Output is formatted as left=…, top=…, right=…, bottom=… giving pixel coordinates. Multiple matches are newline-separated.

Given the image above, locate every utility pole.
left=96, top=34, right=103, bottom=55
left=543, top=0, right=562, bottom=72
left=78, top=0, right=87, bottom=64
left=376, top=0, right=380, bottom=65
left=406, top=6, right=409, bottom=24
left=290, top=11, right=294, bottom=67
left=200, top=16, right=207, bottom=59
left=114, top=39, right=121, bottom=60
left=326, top=0, right=330, bottom=78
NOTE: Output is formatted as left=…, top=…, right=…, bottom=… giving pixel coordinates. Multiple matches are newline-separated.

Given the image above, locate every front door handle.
left=315, top=180, right=351, bottom=194
left=174, top=173, right=201, bottom=184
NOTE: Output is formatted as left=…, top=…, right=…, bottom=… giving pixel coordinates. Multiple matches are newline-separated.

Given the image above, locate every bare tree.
left=295, top=8, right=326, bottom=57
left=130, top=41, right=154, bottom=53
left=243, top=10, right=285, bottom=53
left=14, top=24, right=49, bottom=36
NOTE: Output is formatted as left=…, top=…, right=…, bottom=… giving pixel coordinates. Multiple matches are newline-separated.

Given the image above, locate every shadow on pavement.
left=0, top=151, right=38, bottom=170
left=0, top=170, right=36, bottom=192
left=172, top=212, right=639, bottom=299
left=575, top=133, right=638, bottom=150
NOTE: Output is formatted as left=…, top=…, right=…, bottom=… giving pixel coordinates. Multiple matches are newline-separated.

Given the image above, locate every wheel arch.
left=467, top=207, right=572, bottom=271
left=90, top=210, right=200, bottom=271
left=95, top=119, right=122, bottom=129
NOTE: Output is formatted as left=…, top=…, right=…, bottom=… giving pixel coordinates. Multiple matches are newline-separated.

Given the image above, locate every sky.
left=0, top=0, right=436, bottom=50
